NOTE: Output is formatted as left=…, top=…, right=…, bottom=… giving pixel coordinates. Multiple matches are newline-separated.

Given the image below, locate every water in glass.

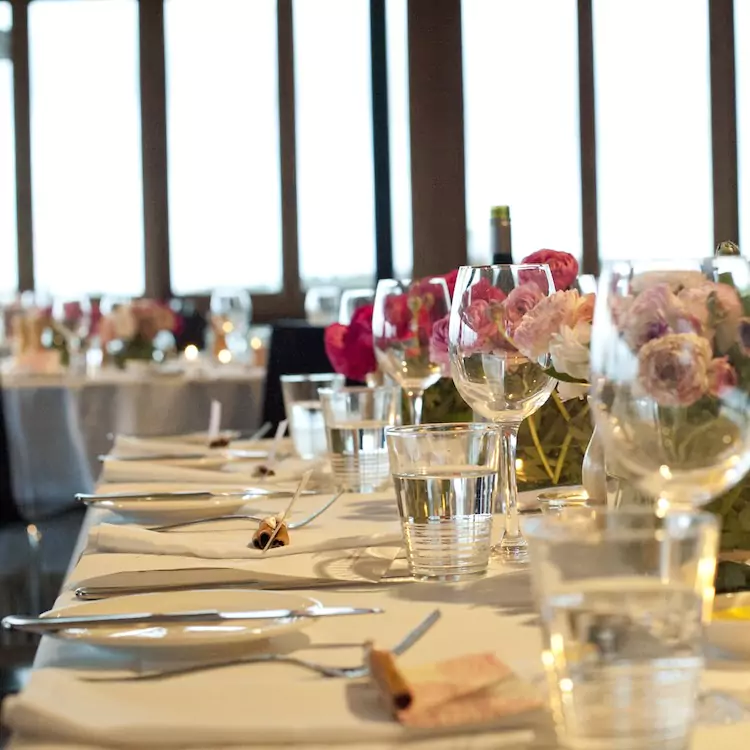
left=327, top=420, right=390, bottom=493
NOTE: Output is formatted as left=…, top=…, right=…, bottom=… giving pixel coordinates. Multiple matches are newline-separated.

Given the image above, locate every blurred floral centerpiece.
left=99, top=300, right=178, bottom=368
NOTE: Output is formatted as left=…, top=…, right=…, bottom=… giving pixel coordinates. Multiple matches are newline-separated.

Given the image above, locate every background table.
left=1, top=366, right=265, bottom=519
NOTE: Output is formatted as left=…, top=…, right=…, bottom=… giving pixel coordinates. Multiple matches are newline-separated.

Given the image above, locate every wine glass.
left=338, top=288, right=374, bottom=325
left=305, top=286, right=341, bottom=326
left=372, top=277, right=451, bottom=424
left=590, top=256, right=750, bottom=510
left=449, top=264, right=556, bottom=562
left=210, top=287, right=252, bottom=355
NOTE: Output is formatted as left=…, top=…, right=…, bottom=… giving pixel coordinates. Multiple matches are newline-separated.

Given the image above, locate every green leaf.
left=544, top=367, right=590, bottom=385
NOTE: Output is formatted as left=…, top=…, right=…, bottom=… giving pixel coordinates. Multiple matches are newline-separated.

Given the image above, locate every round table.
left=1, top=365, right=266, bottom=519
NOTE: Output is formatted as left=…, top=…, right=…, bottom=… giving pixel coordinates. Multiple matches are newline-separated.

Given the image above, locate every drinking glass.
left=338, top=288, right=374, bottom=324
left=304, top=286, right=341, bottom=326
left=372, top=278, right=451, bottom=424
left=386, top=423, right=501, bottom=580
left=449, top=264, right=556, bottom=562
left=319, top=385, right=400, bottom=492
left=210, top=287, right=252, bottom=356
left=590, top=257, right=750, bottom=509
left=281, top=373, right=345, bottom=459
left=525, top=507, right=719, bottom=750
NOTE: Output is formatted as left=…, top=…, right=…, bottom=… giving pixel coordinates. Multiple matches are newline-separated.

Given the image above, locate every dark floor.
left=0, top=507, right=86, bottom=746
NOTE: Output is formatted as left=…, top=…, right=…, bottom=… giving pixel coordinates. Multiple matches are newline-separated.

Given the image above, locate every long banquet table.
left=4, top=479, right=750, bottom=749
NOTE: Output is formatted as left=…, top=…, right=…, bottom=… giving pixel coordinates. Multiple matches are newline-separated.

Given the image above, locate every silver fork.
left=147, top=489, right=344, bottom=532
left=81, top=608, right=441, bottom=682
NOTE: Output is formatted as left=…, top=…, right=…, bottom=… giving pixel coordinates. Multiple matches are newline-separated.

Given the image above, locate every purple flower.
left=637, top=333, right=712, bottom=406
left=739, top=317, right=750, bottom=355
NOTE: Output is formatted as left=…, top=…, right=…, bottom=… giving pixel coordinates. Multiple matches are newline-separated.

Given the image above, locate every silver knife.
left=2, top=606, right=383, bottom=633
left=75, top=489, right=316, bottom=504
left=99, top=449, right=268, bottom=462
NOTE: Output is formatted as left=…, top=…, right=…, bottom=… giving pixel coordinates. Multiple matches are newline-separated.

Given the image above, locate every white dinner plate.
left=40, top=589, right=320, bottom=650
left=90, top=492, right=284, bottom=524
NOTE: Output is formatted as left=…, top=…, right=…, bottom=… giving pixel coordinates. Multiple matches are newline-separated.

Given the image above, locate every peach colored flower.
left=707, top=356, right=738, bottom=397
left=621, top=284, right=699, bottom=350
left=513, top=290, right=579, bottom=359
left=637, top=333, right=712, bottom=406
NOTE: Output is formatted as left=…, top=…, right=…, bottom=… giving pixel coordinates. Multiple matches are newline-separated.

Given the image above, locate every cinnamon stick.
left=366, top=642, right=413, bottom=712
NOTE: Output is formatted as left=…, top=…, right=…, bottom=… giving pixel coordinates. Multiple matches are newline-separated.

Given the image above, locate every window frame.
left=4, top=0, right=743, bottom=320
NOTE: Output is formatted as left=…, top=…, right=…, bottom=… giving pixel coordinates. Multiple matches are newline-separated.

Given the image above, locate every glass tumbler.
left=385, top=423, right=501, bottom=581
left=525, top=507, right=719, bottom=750
left=280, top=373, right=344, bottom=459
left=319, top=385, right=400, bottom=493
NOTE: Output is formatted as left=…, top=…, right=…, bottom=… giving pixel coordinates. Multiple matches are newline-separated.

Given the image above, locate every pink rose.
left=429, top=314, right=451, bottom=375
left=324, top=303, right=376, bottom=382
left=521, top=249, right=579, bottom=291
left=504, top=282, right=545, bottom=332
left=637, top=333, right=712, bottom=406
left=707, top=356, right=738, bottom=397
left=513, top=290, right=579, bottom=359
left=678, top=282, right=742, bottom=336
left=464, top=277, right=506, bottom=306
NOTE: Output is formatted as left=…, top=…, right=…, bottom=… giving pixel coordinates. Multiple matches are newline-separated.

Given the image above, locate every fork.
left=81, top=608, right=441, bottom=682
left=147, top=489, right=345, bottom=532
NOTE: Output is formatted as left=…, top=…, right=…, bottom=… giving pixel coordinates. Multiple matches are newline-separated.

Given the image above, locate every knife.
left=2, top=606, right=383, bottom=633
left=75, top=489, right=317, bottom=504
left=99, top=449, right=268, bottom=462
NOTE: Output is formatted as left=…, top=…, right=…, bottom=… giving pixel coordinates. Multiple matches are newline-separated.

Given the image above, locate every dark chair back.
left=261, top=320, right=333, bottom=428
left=0, top=385, right=18, bottom=525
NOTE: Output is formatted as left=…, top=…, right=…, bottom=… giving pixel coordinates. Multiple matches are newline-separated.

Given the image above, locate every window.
left=293, top=0, right=376, bottom=287
left=165, top=0, right=282, bottom=294
left=0, top=1, right=16, bottom=295
left=29, top=0, right=144, bottom=298
left=462, top=0, right=582, bottom=265
left=736, top=0, right=750, bottom=251
left=386, top=0, right=412, bottom=279
left=593, top=0, right=712, bottom=261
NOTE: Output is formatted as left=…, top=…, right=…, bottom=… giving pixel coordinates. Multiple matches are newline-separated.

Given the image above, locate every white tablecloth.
left=1, top=367, right=265, bottom=519
left=4, top=485, right=750, bottom=749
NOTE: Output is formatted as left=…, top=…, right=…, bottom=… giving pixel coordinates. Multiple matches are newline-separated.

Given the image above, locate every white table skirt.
left=5, top=487, right=750, bottom=749
left=1, top=368, right=265, bottom=519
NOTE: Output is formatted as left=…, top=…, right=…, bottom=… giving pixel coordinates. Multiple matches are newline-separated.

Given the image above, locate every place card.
left=368, top=651, right=542, bottom=729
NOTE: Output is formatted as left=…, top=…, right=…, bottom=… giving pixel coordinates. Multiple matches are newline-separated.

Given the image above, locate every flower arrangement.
left=99, top=300, right=178, bottom=367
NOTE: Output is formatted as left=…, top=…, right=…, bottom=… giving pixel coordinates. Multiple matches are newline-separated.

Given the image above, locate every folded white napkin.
left=99, top=455, right=329, bottom=485
left=87, top=523, right=403, bottom=560
left=2, top=668, right=535, bottom=748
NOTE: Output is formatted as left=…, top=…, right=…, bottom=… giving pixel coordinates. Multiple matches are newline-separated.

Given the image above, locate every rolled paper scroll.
left=251, top=517, right=290, bottom=549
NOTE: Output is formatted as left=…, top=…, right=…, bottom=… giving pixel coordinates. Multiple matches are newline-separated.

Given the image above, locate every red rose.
left=521, top=249, right=579, bottom=291
left=324, top=303, right=376, bottom=382
left=440, top=269, right=459, bottom=299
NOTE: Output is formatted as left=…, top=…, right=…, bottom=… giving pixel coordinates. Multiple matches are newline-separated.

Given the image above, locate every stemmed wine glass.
left=372, top=278, right=451, bottom=424
left=449, top=264, right=556, bottom=562
left=590, top=256, right=750, bottom=510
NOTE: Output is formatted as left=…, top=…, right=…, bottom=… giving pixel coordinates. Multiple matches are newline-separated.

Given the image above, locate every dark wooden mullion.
left=138, top=0, right=171, bottom=299
left=11, top=0, right=33, bottom=291
left=577, top=0, right=599, bottom=275
left=370, top=0, right=393, bottom=281
left=408, top=0, right=467, bottom=277
left=276, top=0, right=303, bottom=314
left=709, top=0, right=739, bottom=247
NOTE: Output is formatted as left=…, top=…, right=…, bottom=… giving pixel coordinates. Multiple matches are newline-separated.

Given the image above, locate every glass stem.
left=497, top=422, right=528, bottom=560
left=405, top=389, right=424, bottom=425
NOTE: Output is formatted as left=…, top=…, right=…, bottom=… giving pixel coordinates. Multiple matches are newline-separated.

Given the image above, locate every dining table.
left=2, top=446, right=750, bottom=749
left=1, top=364, right=265, bottom=520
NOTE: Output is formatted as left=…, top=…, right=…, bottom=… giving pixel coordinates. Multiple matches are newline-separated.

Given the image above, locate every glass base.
left=492, top=534, right=529, bottom=563
left=411, top=570, right=487, bottom=582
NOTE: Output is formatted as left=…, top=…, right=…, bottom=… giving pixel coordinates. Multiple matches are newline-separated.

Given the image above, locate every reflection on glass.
left=165, top=0, right=282, bottom=294
left=294, top=0, right=376, bottom=286
left=0, top=1, right=17, bottom=294
left=462, top=0, right=581, bottom=264
left=593, top=0, right=712, bottom=260
left=386, top=0, right=412, bottom=278
left=29, top=0, right=144, bottom=297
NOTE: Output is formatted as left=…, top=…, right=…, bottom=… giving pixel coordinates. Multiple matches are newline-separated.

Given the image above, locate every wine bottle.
left=491, top=205, right=513, bottom=264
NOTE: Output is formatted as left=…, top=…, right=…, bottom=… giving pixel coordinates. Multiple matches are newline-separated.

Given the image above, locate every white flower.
left=549, top=322, right=591, bottom=381
left=111, top=306, right=137, bottom=340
